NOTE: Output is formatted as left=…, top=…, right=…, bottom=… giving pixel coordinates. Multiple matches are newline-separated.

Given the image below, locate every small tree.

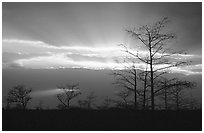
left=77, top=99, right=83, bottom=108
left=153, top=77, right=177, bottom=110
left=114, top=89, right=133, bottom=108
left=77, top=92, right=96, bottom=109
left=155, top=78, right=195, bottom=110
left=85, top=92, right=96, bottom=109
left=112, top=62, right=139, bottom=110
left=35, top=100, right=43, bottom=110
left=170, top=80, right=195, bottom=110
left=102, top=96, right=112, bottom=109
left=6, top=85, right=32, bottom=110
left=56, top=84, right=81, bottom=109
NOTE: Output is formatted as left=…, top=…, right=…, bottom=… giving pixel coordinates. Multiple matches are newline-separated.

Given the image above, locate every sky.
left=2, top=2, right=202, bottom=108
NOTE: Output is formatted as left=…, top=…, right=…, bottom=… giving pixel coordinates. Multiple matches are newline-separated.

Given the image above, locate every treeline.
left=3, top=81, right=199, bottom=111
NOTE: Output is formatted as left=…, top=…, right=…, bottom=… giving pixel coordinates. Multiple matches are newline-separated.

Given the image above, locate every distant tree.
left=186, top=96, right=200, bottom=110
left=77, top=99, right=83, bottom=108
left=114, top=89, right=133, bottom=108
left=85, top=92, right=96, bottom=109
left=77, top=92, right=96, bottom=109
left=102, top=96, right=112, bottom=109
left=186, top=88, right=200, bottom=110
left=112, top=62, right=139, bottom=110
left=5, top=101, right=11, bottom=110
left=170, top=80, right=195, bottom=110
left=155, top=77, right=177, bottom=110
left=155, top=77, right=196, bottom=110
left=35, top=100, right=43, bottom=110
left=122, top=17, right=189, bottom=110
left=56, top=84, right=81, bottom=109
left=95, top=97, right=113, bottom=110
left=6, top=85, right=32, bottom=110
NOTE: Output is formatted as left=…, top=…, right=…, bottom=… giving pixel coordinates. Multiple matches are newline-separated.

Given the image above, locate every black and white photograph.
left=2, top=2, right=202, bottom=131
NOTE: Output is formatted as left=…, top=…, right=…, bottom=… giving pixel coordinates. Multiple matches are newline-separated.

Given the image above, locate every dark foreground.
left=3, top=109, right=202, bottom=131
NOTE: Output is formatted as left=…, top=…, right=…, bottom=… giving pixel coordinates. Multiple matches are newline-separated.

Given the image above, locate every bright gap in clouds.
left=3, top=39, right=201, bottom=75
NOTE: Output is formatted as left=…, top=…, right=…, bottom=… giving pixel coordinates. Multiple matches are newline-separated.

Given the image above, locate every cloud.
left=2, top=52, right=49, bottom=63
left=3, top=38, right=201, bottom=75
left=3, top=38, right=122, bottom=56
left=170, top=67, right=202, bottom=76
left=2, top=39, right=44, bottom=45
left=13, top=53, right=117, bottom=69
left=12, top=52, right=202, bottom=76
left=3, top=62, right=24, bottom=69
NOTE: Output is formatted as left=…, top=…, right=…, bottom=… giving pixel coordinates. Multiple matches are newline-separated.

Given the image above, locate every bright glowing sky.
left=2, top=2, right=202, bottom=75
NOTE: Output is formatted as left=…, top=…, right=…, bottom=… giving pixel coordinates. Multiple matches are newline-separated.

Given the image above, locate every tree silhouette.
left=56, top=84, right=81, bottom=109
left=170, top=80, right=195, bottom=110
left=112, top=62, right=138, bottom=110
left=96, top=96, right=113, bottom=109
left=155, top=77, right=196, bottom=110
left=137, top=65, right=150, bottom=110
left=77, top=92, right=96, bottom=109
left=85, top=92, right=96, bottom=109
left=121, top=17, right=189, bottom=110
left=113, top=89, right=133, bottom=108
left=6, top=85, right=32, bottom=110
left=77, top=99, right=84, bottom=108
left=102, top=96, right=112, bottom=109
left=35, top=100, right=43, bottom=110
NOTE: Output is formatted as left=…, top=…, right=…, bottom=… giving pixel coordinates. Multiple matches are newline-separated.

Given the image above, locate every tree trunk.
left=88, top=101, right=91, bottom=109
left=22, top=102, right=26, bottom=110
left=124, top=99, right=128, bottom=108
left=176, top=92, right=179, bottom=110
left=164, top=87, right=167, bottom=110
left=67, top=100, right=70, bottom=109
left=143, top=71, right=147, bottom=110
left=134, top=69, right=137, bottom=110
left=22, top=98, right=26, bottom=110
left=149, top=47, right=154, bottom=111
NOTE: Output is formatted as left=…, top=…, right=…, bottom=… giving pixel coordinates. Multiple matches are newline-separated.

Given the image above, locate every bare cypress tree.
left=156, top=77, right=177, bottom=110
left=137, top=65, right=149, bottom=110
left=57, top=84, right=81, bottom=109
left=102, top=96, right=112, bottom=109
left=122, top=17, right=188, bottom=110
left=156, top=77, right=195, bottom=110
left=86, top=92, right=96, bottom=109
left=115, top=89, right=133, bottom=108
left=6, top=85, right=32, bottom=110
left=170, top=80, right=195, bottom=110
left=112, top=62, right=139, bottom=110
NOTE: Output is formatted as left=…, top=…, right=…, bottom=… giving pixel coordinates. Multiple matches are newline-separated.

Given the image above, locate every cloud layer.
left=2, top=39, right=201, bottom=75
